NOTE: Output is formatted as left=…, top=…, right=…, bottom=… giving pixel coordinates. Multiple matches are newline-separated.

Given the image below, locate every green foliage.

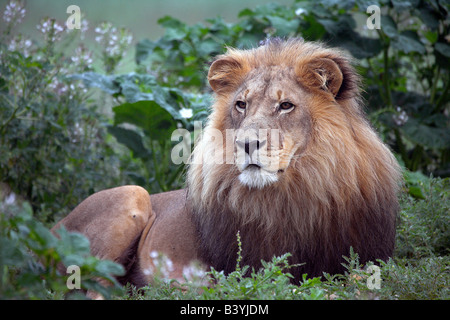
left=123, top=228, right=449, bottom=300
left=199, top=232, right=319, bottom=300
left=378, top=256, right=449, bottom=300
left=0, top=16, right=125, bottom=222
left=396, top=177, right=449, bottom=259
left=0, top=192, right=124, bottom=299
left=75, top=72, right=211, bottom=192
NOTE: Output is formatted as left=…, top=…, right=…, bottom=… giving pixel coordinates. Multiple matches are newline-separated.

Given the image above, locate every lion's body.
left=52, top=38, right=401, bottom=288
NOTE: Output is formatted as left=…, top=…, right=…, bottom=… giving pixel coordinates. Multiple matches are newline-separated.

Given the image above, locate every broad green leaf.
left=164, top=27, right=187, bottom=41
left=70, top=72, right=120, bottom=94
left=392, top=31, right=426, bottom=54
left=113, top=100, right=177, bottom=143
left=0, top=236, right=25, bottom=267
left=338, top=33, right=382, bottom=59
left=95, top=260, right=125, bottom=276
left=56, top=227, right=91, bottom=257
left=380, top=15, right=398, bottom=38
left=401, top=118, right=450, bottom=149
left=238, top=8, right=254, bottom=18
left=408, top=186, right=426, bottom=199
left=107, top=126, right=150, bottom=160
left=391, top=0, right=419, bottom=11
left=435, top=42, right=450, bottom=58
left=135, top=39, right=156, bottom=64
left=267, top=16, right=300, bottom=37
left=424, top=31, right=438, bottom=44
left=419, top=5, right=440, bottom=30
left=158, top=16, right=185, bottom=29
left=27, top=221, right=58, bottom=252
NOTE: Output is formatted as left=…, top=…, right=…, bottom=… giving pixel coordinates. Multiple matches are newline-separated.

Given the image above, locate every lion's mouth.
left=238, top=163, right=280, bottom=189
left=243, top=163, right=261, bottom=170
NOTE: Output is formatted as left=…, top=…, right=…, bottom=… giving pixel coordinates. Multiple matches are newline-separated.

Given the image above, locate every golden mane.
left=186, top=38, right=401, bottom=279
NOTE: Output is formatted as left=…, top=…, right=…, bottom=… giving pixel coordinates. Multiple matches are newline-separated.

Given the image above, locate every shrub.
left=396, top=177, right=449, bottom=259
left=0, top=189, right=124, bottom=299
left=0, top=2, right=130, bottom=222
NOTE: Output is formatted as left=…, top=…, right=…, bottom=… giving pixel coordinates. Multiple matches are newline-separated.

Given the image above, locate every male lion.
left=52, top=38, right=401, bottom=287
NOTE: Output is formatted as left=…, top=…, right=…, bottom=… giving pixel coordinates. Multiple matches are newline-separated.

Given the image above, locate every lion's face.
left=228, top=66, right=312, bottom=189
left=204, top=40, right=350, bottom=190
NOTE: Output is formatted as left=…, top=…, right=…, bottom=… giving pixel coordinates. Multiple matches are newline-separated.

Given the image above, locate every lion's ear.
left=298, top=56, right=359, bottom=100
left=208, top=56, right=245, bottom=94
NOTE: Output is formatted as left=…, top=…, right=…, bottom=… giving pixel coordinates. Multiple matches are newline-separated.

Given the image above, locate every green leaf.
left=27, top=221, right=58, bottom=252
left=158, top=16, right=187, bottom=41
left=424, top=31, right=438, bottom=44
left=380, top=15, right=398, bottom=38
left=391, top=0, right=419, bottom=12
left=114, top=73, right=156, bottom=102
left=158, top=16, right=185, bottom=29
left=392, top=31, right=426, bottom=54
left=408, top=186, right=426, bottom=199
left=71, top=72, right=120, bottom=94
left=112, top=100, right=177, bottom=143
left=56, top=227, right=91, bottom=258
left=135, top=39, right=156, bottom=64
left=95, top=260, right=124, bottom=276
left=401, top=118, right=450, bottom=149
left=0, top=236, right=25, bottom=267
left=435, top=42, right=450, bottom=58
left=267, top=16, right=300, bottom=37
left=338, top=33, right=382, bottom=59
left=418, top=5, right=440, bottom=30
left=107, top=126, right=150, bottom=160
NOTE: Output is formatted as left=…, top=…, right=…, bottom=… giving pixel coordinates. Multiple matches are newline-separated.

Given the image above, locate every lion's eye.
left=235, top=100, right=247, bottom=112
left=279, top=102, right=295, bottom=113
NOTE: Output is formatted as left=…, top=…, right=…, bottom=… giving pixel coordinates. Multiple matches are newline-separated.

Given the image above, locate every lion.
left=52, top=38, right=401, bottom=289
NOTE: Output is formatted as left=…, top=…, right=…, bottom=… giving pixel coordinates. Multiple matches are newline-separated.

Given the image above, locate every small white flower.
left=150, top=251, right=159, bottom=259
left=180, top=108, right=193, bottom=119
left=94, top=35, right=103, bottom=43
left=37, top=18, right=65, bottom=42
left=393, top=106, right=409, bottom=126
left=3, top=0, right=26, bottom=24
left=5, top=193, right=16, bottom=206
left=295, top=7, right=306, bottom=16
left=8, top=36, right=32, bottom=57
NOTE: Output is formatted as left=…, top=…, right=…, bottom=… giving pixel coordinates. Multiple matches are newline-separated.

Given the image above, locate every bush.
left=0, top=9, right=129, bottom=222
left=396, top=176, right=449, bottom=259
left=0, top=189, right=124, bottom=299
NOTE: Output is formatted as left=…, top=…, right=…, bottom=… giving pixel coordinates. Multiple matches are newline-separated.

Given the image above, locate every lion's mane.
left=186, top=38, right=401, bottom=280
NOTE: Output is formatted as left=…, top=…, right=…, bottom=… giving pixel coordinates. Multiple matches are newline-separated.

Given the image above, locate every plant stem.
left=383, top=44, right=393, bottom=107
left=150, top=141, right=166, bottom=192
left=430, top=65, right=440, bottom=104
left=394, top=128, right=408, bottom=168
left=376, top=29, right=393, bottom=107
left=435, top=74, right=449, bottom=112
left=0, top=95, right=22, bottom=138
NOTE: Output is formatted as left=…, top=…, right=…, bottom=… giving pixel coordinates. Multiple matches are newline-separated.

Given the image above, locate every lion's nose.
left=236, top=138, right=267, bottom=156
